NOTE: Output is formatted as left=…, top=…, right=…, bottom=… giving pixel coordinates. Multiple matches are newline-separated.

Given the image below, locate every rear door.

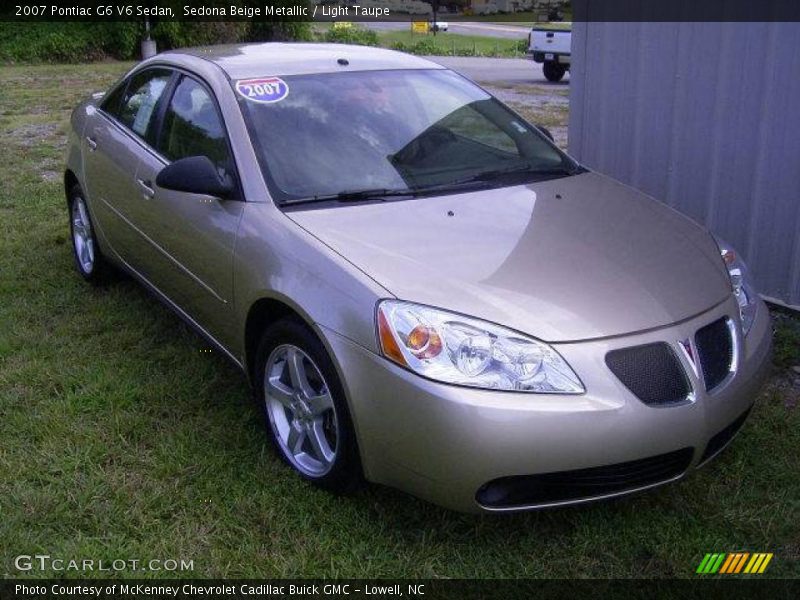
left=132, top=73, right=244, bottom=347
left=82, top=68, right=173, bottom=266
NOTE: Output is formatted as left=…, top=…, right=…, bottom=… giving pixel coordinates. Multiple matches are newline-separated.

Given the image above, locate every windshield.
left=237, top=69, right=579, bottom=205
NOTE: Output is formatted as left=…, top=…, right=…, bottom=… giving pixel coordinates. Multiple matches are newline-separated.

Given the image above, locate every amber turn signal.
left=378, top=307, right=408, bottom=367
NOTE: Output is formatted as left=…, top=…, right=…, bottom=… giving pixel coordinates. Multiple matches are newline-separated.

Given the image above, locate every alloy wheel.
left=264, top=344, right=339, bottom=477
left=71, top=196, right=95, bottom=274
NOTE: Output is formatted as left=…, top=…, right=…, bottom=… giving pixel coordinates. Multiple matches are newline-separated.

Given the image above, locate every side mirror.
left=536, top=124, right=554, bottom=142
left=156, top=156, right=234, bottom=198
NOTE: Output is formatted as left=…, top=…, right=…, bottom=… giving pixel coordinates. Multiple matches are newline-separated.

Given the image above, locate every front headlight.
left=714, top=236, right=758, bottom=335
left=376, top=300, right=584, bottom=394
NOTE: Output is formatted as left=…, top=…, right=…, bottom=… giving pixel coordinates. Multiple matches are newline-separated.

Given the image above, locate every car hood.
left=287, top=172, right=731, bottom=342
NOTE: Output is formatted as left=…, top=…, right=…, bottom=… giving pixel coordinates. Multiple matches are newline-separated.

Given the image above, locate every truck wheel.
left=543, top=61, right=566, bottom=82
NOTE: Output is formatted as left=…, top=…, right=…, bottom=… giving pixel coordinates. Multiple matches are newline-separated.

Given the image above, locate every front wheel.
left=254, top=318, right=362, bottom=492
left=543, top=61, right=567, bottom=82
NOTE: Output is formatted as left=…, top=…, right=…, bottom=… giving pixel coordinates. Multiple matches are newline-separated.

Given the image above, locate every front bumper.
left=322, top=296, right=772, bottom=513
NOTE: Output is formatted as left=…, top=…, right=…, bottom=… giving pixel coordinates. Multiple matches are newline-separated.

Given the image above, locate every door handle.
left=137, top=178, right=155, bottom=199
left=86, top=136, right=98, bottom=151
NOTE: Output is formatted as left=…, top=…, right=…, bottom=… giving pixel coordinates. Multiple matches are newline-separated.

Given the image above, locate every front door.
left=132, top=74, right=244, bottom=349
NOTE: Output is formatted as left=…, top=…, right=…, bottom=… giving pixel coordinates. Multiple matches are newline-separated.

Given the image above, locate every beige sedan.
left=64, top=43, right=772, bottom=512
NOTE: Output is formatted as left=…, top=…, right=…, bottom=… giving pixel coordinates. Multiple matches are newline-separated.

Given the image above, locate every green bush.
left=84, top=23, right=141, bottom=59
left=389, top=36, right=526, bottom=58
left=391, top=38, right=457, bottom=57
left=1, top=23, right=98, bottom=62
left=248, top=22, right=313, bottom=43
left=323, top=26, right=379, bottom=47
left=151, top=22, right=250, bottom=50
left=37, top=28, right=96, bottom=62
left=0, top=23, right=141, bottom=62
left=0, top=20, right=312, bottom=63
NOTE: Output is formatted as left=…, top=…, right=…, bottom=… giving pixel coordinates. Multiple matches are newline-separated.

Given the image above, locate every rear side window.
left=117, top=68, right=172, bottom=144
left=100, top=81, right=127, bottom=116
left=158, top=76, right=232, bottom=174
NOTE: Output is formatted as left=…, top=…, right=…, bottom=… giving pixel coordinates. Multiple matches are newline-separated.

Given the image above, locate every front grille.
left=476, top=448, right=694, bottom=509
left=700, top=406, right=752, bottom=464
left=605, top=342, right=691, bottom=405
left=695, top=318, right=734, bottom=392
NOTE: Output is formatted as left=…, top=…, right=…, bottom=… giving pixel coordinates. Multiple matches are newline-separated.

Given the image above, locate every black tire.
left=543, top=61, right=566, bottom=82
left=254, top=318, right=362, bottom=493
left=68, top=183, right=111, bottom=284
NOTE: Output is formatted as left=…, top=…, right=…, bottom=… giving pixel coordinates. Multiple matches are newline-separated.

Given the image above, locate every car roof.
left=163, top=43, right=446, bottom=79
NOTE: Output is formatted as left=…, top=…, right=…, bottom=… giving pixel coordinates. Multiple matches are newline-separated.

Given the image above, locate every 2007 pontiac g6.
left=65, top=43, right=772, bottom=512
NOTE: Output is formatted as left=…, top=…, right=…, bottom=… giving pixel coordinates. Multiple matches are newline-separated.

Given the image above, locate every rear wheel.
left=254, top=318, right=361, bottom=492
left=68, top=184, right=110, bottom=283
left=543, top=61, right=567, bottom=82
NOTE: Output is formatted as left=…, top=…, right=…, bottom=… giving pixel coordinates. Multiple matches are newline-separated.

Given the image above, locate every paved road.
left=424, top=55, right=570, bottom=86
left=364, top=21, right=530, bottom=39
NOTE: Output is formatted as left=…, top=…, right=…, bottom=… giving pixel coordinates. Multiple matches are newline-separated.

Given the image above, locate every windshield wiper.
left=281, top=166, right=586, bottom=207
left=282, top=187, right=417, bottom=207
left=282, top=180, right=496, bottom=207
left=452, top=164, right=582, bottom=186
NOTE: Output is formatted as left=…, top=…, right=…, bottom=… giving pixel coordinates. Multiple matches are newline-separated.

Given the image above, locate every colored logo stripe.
left=697, top=552, right=773, bottom=574
left=719, top=553, right=736, bottom=573
left=697, top=553, right=726, bottom=574
left=744, top=553, right=773, bottom=574
left=719, top=553, right=749, bottom=573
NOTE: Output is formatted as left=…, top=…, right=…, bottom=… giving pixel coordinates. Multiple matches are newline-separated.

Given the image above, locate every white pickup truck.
left=528, top=24, right=571, bottom=82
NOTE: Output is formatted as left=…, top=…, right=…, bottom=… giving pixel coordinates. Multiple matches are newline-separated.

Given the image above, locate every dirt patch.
left=35, top=157, right=61, bottom=182
left=6, top=123, right=60, bottom=147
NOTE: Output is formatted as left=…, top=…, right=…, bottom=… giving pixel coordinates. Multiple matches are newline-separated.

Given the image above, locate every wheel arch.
left=244, top=294, right=368, bottom=475
left=244, top=295, right=328, bottom=384
left=64, top=169, right=80, bottom=205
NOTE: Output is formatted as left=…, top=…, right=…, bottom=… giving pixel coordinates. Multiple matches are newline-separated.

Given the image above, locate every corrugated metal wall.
left=569, top=22, right=800, bottom=308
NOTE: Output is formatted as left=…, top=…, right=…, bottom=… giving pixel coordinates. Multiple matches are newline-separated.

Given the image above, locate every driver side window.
left=157, top=75, right=232, bottom=176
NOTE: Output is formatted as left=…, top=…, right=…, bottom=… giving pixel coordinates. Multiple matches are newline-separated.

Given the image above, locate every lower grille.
left=476, top=448, right=694, bottom=509
left=695, top=318, right=734, bottom=392
left=606, top=342, right=691, bottom=405
left=700, top=407, right=752, bottom=464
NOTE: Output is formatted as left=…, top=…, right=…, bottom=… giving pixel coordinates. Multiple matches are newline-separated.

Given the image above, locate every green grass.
left=488, top=21, right=537, bottom=27
left=773, top=310, right=800, bottom=370
left=487, top=20, right=572, bottom=30
left=376, top=29, right=526, bottom=57
left=527, top=20, right=573, bottom=30
left=312, top=24, right=528, bottom=58
left=1, top=62, right=799, bottom=580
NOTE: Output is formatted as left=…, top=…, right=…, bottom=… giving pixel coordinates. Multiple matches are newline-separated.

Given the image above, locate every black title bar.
left=2, top=579, right=800, bottom=600
left=3, top=1, right=800, bottom=22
